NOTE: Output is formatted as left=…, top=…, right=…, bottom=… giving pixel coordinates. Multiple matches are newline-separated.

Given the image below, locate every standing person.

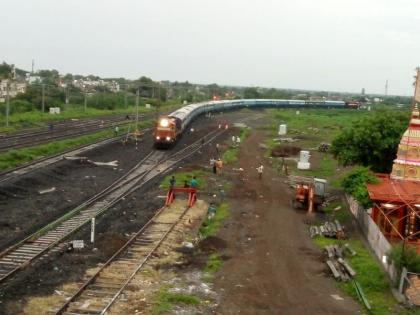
left=183, top=180, right=190, bottom=188
left=114, top=125, right=119, bottom=136
left=219, top=188, right=225, bottom=203
left=210, top=157, right=217, bottom=174
left=216, top=143, right=220, bottom=156
left=207, top=202, right=216, bottom=219
left=232, top=135, right=236, bottom=144
left=216, top=158, right=223, bottom=175
left=190, top=176, right=198, bottom=189
left=169, top=176, right=176, bottom=188
left=257, top=163, right=264, bottom=179
left=236, top=136, right=241, bottom=145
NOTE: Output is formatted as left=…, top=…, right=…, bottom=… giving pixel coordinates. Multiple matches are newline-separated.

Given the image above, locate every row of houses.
left=0, top=79, right=27, bottom=103
left=63, top=78, right=120, bottom=93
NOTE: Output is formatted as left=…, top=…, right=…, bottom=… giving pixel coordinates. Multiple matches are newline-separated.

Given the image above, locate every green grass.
left=0, top=101, right=181, bottom=132
left=264, top=108, right=368, bottom=146
left=222, top=127, right=250, bottom=164
left=295, top=154, right=336, bottom=178
left=222, top=147, right=238, bottom=164
left=0, top=105, right=153, bottom=132
left=323, top=201, right=353, bottom=223
left=313, top=237, right=399, bottom=315
left=199, top=203, right=230, bottom=237
left=202, top=253, right=223, bottom=282
left=0, top=120, right=152, bottom=171
left=159, top=170, right=209, bottom=189
left=152, top=287, right=200, bottom=314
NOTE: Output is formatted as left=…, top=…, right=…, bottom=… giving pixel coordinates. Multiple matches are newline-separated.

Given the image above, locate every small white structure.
left=296, top=110, right=300, bottom=115
left=49, top=107, right=61, bottom=114
left=297, top=150, right=311, bottom=170
left=145, top=104, right=151, bottom=109
left=278, top=124, right=287, bottom=135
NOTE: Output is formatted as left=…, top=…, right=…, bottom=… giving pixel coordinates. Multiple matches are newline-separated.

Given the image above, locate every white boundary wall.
left=345, top=195, right=398, bottom=282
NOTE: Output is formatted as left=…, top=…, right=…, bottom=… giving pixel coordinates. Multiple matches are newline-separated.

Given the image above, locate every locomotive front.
left=154, top=116, right=177, bottom=147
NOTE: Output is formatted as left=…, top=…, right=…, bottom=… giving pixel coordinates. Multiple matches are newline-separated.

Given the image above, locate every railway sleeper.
left=0, top=257, right=28, bottom=263
left=66, top=306, right=106, bottom=314
left=2, top=254, right=34, bottom=261
left=13, top=247, right=44, bottom=254
left=94, top=275, right=127, bottom=282
left=90, top=283, right=124, bottom=290
left=84, top=289, right=116, bottom=297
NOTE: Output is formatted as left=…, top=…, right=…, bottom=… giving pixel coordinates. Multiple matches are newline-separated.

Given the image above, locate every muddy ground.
left=0, top=111, right=244, bottom=314
left=0, top=109, right=362, bottom=314
left=212, top=130, right=360, bottom=314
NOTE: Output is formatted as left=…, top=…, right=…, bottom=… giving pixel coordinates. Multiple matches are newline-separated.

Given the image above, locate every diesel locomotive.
left=154, top=99, right=349, bottom=147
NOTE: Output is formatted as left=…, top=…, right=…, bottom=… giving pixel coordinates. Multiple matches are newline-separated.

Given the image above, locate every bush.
left=388, top=244, right=420, bottom=274
left=341, top=167, right=378, bottom=207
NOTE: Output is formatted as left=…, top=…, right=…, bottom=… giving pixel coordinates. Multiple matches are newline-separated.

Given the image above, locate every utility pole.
left=385, top=79, right=389, bottom=96
left=65, top=86, right=69, bottom=105
left=41, top=84, right=45, bottom=113
left=136, top=89, right=139, bottom=108
left=135, top=103, right=139, bottom=130
left=84, top=92, right=87, bottom=112
left=124, top=85, right=128, bottom=108
left=157, top=83, right=161, bottom=117
left=5, top=82, right=10, bottom=127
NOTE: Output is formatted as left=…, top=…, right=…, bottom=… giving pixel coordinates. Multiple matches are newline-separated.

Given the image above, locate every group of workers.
left=210, top=158, right=223, bottom=175
left=169, top=175, right=198, bottom=189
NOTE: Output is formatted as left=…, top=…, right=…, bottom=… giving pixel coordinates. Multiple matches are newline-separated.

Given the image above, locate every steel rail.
left=0, top=121, right=132, bottom=153
left=0, top=115, right=137, bottom=141
left=0, top=150, right=158, bottom=283
left=0, top=128, right=224, bottom=286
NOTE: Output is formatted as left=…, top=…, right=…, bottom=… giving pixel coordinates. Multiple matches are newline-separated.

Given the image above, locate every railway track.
left=0, top=134, right=125, bottom=185
left=0, top=116, right=136, bottom=153
left=0, top=128, right=224, bottom=286
left=54, top=202, right=190, bottom=315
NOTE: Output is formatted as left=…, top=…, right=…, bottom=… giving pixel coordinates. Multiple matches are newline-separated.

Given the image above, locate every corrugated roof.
left=367, top=174, right=420, bottom=203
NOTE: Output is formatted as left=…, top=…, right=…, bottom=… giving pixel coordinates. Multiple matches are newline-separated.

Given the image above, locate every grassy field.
left=159, top=170, right=209, bottom=190
left=152, top=286, right=200, bottom=314
left=313, top=236, right=398, bottom=315
left=260, top=108, right=418, bottom=314
left=0, top=120, right=152, bottom=171
left=261, top=108, right=368, bottom=185
left=222, top=127, right=250, bottom=164
left=0, top=102, right=181, bottom=132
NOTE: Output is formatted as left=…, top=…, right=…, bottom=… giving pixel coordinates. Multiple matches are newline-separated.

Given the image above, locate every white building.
left=0, top=79, right=27, bottom=102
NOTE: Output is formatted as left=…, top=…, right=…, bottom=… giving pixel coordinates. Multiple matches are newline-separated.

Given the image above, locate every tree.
left=243, top=87, right=261, bottom=99
left=341, top=167, right=378, bottom=207
left=331, top=110, right=409, bottom=173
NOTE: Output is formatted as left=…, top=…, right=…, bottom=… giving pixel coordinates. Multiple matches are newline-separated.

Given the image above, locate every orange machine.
left=154, top=116, right=179, bottom=147
left=292, top=178, right=327, bottom=212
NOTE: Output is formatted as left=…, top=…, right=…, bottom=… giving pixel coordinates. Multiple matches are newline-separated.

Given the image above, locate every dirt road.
left=214, top=131, right=360, bottom=314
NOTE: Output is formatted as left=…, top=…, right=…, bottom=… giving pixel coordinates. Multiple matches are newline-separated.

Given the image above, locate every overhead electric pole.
left=385, top=79, right=389, bottom=96
left=84, top=92, right=87, bottom=112
left=5, top=82, right=10, bottom=127
left=41, top=84, right=45, bottom=113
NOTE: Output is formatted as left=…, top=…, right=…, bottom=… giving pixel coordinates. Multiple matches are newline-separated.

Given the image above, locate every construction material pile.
left=309, top=220, right=345, bottom=239
left=324, top=243, right=356, bottom=282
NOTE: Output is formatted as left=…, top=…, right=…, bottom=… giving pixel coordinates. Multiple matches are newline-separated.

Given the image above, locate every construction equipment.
left=289, top=176, right=327, bottom=212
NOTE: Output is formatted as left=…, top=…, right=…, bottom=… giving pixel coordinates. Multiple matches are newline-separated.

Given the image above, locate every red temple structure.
left=367, top=69, right=420, bottom=249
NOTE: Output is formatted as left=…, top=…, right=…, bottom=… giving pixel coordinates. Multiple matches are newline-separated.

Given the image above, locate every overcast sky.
left=1, top=0, right=420, bottom=95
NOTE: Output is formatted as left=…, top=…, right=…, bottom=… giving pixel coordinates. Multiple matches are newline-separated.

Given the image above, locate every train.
left=153, top=99, right=354, bottom=147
